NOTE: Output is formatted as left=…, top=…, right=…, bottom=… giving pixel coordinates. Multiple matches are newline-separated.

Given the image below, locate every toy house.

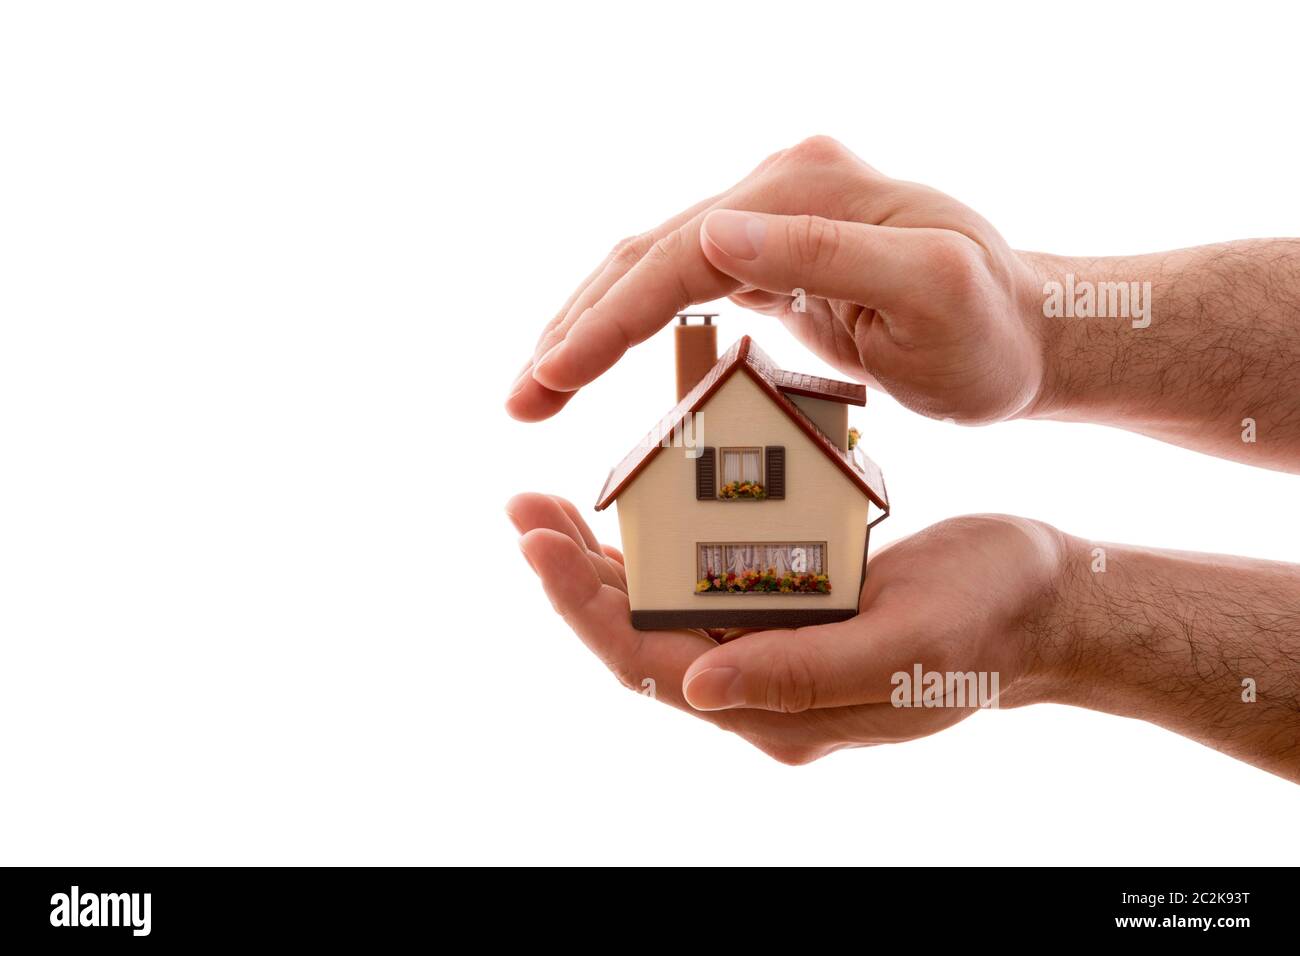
left=595, top=315, right=889, bottom=630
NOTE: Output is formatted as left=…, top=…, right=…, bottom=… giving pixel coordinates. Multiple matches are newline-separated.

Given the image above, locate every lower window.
left=696, top=542, right=830, bottom=594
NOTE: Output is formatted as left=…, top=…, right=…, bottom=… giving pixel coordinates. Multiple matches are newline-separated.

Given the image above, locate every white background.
left=2, top=2, right=1297, bottom=865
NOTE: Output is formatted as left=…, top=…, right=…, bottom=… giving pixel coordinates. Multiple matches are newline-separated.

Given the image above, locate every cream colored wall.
left=788, top=394, right=848, bottom=450
left=615, top=373, right=869, bottom=611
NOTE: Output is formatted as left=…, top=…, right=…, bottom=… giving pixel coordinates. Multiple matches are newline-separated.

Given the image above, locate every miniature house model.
left=596, top=315, right=889, bottom=630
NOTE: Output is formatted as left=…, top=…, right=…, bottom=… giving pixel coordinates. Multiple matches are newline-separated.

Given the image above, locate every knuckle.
left=642, top=229, right=693, bottom=307
left=535, top=317, right=565, bottom=354
left=762, top=647, right=818, bottom=714
left=610, top=232, right=651, bottom=267
left=601, top=651, right=642, bottom=694
left=923, top=233, right=983, bottom=296
left=754, top=739, right=822, bottom=766
left=786, top=134, right=846, bottom=165
left=645, top=227, right=686, bottom=265
left=601, top=630, right=648, bottom=694
left=787, top=215, right=840, bottom=270
left=608, top=662, right=638, bottom=692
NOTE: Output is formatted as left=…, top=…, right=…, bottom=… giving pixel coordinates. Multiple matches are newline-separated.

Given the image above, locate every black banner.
left=0, top=866, right=1290, bottom=945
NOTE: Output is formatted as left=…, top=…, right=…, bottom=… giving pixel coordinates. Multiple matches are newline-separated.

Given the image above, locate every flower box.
left=718, top=480, right=766, bottom=500
left=695, top=568, right=831, bottom=594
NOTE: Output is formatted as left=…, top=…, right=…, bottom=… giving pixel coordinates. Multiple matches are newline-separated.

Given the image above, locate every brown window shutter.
left=765, top=446, right=785, bottom=499
left=695, top=446, right=716, bottom=499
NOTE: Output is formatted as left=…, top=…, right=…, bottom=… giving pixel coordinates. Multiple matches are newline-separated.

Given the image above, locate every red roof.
left=595, top=337, right=888, bottom=512
left=768, top=370, right=866, bottom=405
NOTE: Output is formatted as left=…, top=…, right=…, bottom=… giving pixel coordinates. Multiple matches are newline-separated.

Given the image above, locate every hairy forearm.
left=1023, top=240, right=1300, bottom=472
left=1027, top=534, right=1300, bottom=781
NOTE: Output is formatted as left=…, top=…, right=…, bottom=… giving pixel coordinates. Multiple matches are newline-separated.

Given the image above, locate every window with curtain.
left=696, top=543, right=828, bottom=592
left=720, top=447, right=762, bottom=484
left=697, top=544, right=726, bottom=577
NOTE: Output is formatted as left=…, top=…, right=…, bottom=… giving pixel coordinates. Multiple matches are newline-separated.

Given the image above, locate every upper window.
left=693, top=445, right=785, bottom=501
left=719, top=447, right=763, bottom=499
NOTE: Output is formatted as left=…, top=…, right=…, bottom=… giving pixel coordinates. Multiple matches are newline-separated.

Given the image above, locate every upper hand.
left=507, top=135, right=1048, bottom=426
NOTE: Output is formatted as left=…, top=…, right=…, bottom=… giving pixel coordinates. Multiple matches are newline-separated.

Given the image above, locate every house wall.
left=615, top=373, right=869, bottom=613
left=788, top=394, right=848, bottom=450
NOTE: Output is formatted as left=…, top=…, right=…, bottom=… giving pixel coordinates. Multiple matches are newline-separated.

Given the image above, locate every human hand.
left=506, top=135, right=1047, bottom=425
left=507, top=492, right=1068, bottom=764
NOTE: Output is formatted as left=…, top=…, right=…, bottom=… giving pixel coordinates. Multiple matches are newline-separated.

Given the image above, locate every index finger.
left=515, top=147, right=797, bottom=405
left=530, top=213, right=741, bottom=393
left=505, top=195, right=723, bottom=422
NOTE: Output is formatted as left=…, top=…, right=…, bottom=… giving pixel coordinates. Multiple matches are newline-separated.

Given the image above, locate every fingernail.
left=518, top=539, right=538, bottom=574
left=683, top=666, right=745, bottom=710
left=703, top=210, right=766, bottom=261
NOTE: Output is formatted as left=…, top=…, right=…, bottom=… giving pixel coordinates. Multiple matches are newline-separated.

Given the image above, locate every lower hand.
left=507, top=492, right=1068, bottom=764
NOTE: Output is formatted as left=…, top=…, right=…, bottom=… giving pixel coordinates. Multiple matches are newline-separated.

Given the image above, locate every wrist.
left=1009, top=524, right=1095, bottom=707
left=1013, top=249, right=1182, bottom=427
left=1012, top=250, right=1078, bottom=422
left=1018, top=533, right=1162, bottom=713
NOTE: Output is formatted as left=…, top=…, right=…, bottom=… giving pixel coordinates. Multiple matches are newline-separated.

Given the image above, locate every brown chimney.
left=674, top=314, right=718, bottom=401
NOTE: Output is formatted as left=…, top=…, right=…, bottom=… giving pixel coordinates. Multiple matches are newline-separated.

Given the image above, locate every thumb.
left=680, top=605, right=922, bottom=714
left=700, top=208, right=950, bottom=311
